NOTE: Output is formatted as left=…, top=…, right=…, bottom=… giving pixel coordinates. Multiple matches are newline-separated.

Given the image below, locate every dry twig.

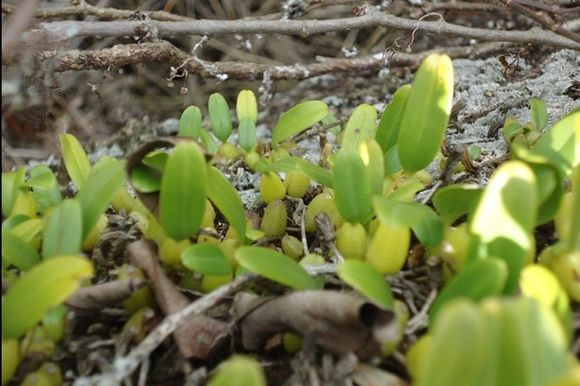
left=31, top=7, right=580, bottom=49
left=39, top=40, right=510, bottom=79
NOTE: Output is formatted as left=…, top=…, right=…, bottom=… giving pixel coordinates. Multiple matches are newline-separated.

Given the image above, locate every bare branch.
left=38, top=40, right=512, bottom=80
left=494, top=0, right=580, bottom=44
left=73, top=270, right=255, bottom=386
left=2, top=1, right=188, bottom=21
left=33, top=8, right=580, bottom=50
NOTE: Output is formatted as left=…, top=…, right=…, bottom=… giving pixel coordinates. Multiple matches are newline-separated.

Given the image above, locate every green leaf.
left=235, top=246, right=317, bottom=290
left=502, top=117, right=523, bottom=143
left=208, top=93, right=233, bottom=142
left=520, top=264, right=572, bottom=342
left=59, top=133, right=92, bottom=189
left=199, top=128, right=219, bottom=155
left=433, top=184, right=482, bottom=225
left=384, top=146, right=402, bottom=176
left=76, top=157, right=125, bottom=239
left=511, top=143, right=563, bottom=225
left=142, top=150, right=168, bottom=172
left=373, top=196, right=443, bottom=246
left=416, top=300, right=488, bottom=386
left=160, top=142, right=207, bottom=240
left=333, top=150, right=372, bottom=223
left=2, top=255, right=93, bottom=339
left=272, top=100, right=328, bottom=146
left=2, top=167, right=26, bottom=217
left=130, top=165, right=162, bottom=193
left=206, top=165, right=246, bottom=243
left=398, top=54, right=454, bottom=173
left=181, top=244, right=232, bottom=276
left=7, top=218, right=44, bottom=245
left=468, top=161, right=538, bottom=293
left=238, top=118, right=257, bottom=152
left=486, top=298, right=569, bottom=386
left=179, top=105, right=202, bottom=139
left=236, top=90, right=258, bottom=122
left=2, top=232, right=40, bottom=271
left=418, top=298, right=571, bottom=386
left=532, top=109, right=579, bottom=177
left=342, top=104, right=377, bottom=151
left=360, top=140, right=385, bottom=195
left=27, top=165, right=61, bottom=211
left=208, top=355, right=266, bottom=386
left=42, top=199, right=83, bottom=259
left=337, top=260, right=394, bottom=309
left=529, top=98, right=548, bottom=131
left=429, top=258, right=507, bottom=322
left=376, top=84, right=411, bottom=153
left=263, top=156, right=333, bottom=188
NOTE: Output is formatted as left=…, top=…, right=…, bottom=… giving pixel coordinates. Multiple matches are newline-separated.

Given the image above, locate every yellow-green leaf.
left=160, top=142, right=207, bottom=240
left=236, top=90, right=258, bottom=122
left=359, top=139, right=384, bottom=195
left=235, top=246, right=317, bottom=290
left=207, top=165, right=246, bottom=244
left=181, top=244, right=232, bottom=276
left=76, top=157, right=125, bottom=239
left=261, top=156, right=333, bottom=188
left=179, top=105, right=202, bottom=139
left=469, top=161, right=538, bottom=293
left=398, top=54, right=454, bottom=173
left=333, top=150, right=372, bottom=223
left=2, top=167, right=26, bottom=218
left=238, top=118, right=257, bottom=152
left=59, top=133, right=92, bottom=189
left=208, top=355, right=266, bottom=386
left=429, top=258, right=507, bottom=322
left=529, top=98, right=548, bottom=131
left=532, top=109, right=579, bottom=177
left=342, top=103, right=377, bottom=151
left=433, top=184, right=482, bottom=225
left=337, top=260, right=394, bottom=309
left=272, top=100, right=328, bottom=146
left=2, top=256, right=93, bottom=339
left=42, top=199, right=82, bottom=259
left=209, top=93, right=232, bottom=142
left=27, top=165, right=61, bottom=211
left=376, top=84, right=411, bottom=153
left=374, top=196, right=443, bottom=246
left=2, top=233, right=40, bottom=271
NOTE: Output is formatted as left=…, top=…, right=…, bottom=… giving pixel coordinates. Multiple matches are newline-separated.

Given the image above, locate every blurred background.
left=1, top=0, right=544, bottom=170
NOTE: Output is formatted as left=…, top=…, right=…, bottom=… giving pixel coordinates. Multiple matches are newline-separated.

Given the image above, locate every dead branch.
left=72, top=240, right=255, bottom=386
left=39, top=40, right=510, bottom=80
left=126, top=239, right=229, bottom=360
left=233, top=291, right=398, bottom=361
left=31, top=7, right=580, bottom=49
left=2, top=1, right=188, bottom=21
left=494, top=0, right=580, bottom=44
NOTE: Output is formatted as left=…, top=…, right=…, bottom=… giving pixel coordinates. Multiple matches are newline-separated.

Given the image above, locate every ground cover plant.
left=2, top=1, right=580, bottom=385
left=3, top=50, right=579, bottom=385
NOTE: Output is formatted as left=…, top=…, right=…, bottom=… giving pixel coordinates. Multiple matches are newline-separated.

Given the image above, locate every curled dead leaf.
left=233, top=291, right=397, bottom=361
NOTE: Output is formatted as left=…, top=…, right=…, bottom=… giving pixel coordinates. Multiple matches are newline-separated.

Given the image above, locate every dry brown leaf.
left=65, top=278, right=146, bottom=315
left=233, top=291, right=397, bottom=361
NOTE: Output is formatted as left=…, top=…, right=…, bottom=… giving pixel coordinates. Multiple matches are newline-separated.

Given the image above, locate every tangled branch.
left=39, top=40, right=510, bottom=80
left=32, top=7, right=580, bottom=49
